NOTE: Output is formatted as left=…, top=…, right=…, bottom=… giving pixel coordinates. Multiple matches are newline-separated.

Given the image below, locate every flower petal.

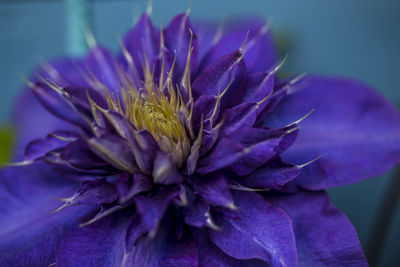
left=86, top=134, right=139, bottom=173
left=24, top=130, right=78, bottom=161
left=164, top=13, right=198, bottom=81
left=12, top=90, right=76, bottom=160
left=32, top=82, right=89, bottom=129
left=134, top=188, right=179, bottom=235
left=56, top=213, right=130, bottom=267
left=266, top=191, right=368, bottom=266
left=210, top=191, right=297, bottom=266
left=243, top=157, right=301, bottom=190
left=190, top=174, right=234, bottom=209
left=197, top=126, right=297, bottom=176
left=83, top=46, right=120, bottom=91
left=193, top=50, right=247, bottom=108
left=121, top=14, right=160, bottom=77
left=267, top=76, right=400, bottom=190
left=0, top=163, right=88, bottom=266
left=194, top=229, right=267, bottom=267
left=199, top=18, right=277, bottom=73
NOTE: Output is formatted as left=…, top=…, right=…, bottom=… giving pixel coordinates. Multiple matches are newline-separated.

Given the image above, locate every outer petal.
left=210, top=191, right=297, bottom=266
left=266, top=191, right=368, bottom=266
left=56, top=212, right=130, bottom=267
left=12, top=90, right=75, bottom=160
left=267, top=76, right=400, bottom=190
left=0, top=163, right=88, bottom=266
left=194, top=229, right=269, bottom=267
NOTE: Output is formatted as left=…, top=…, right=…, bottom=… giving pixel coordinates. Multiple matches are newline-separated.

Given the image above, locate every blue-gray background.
left=0, top=0, right=399, bottom=265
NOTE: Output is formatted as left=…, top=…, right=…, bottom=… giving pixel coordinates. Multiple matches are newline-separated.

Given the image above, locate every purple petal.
left=267, top=191, right=368, bottom=266
left=86, top=134, right=138, bottom=173
left=134, top=188, right=179, bottom=234
left=0, top=163, right=89, bottom=266
left=60, top=139, right=115, bottom=172
left=243, top=157, right=301, bottom=190
left=56, top=213, right=131, bottom=266
left=83, top=46, right=120, bottom=91
left=116, top=172, right=153, bottom=204
left=24, top=130, right=78, bottom=161
left=194, top=229, right=267, bottom=267
left=197, top=126, right=297, bottom=176
left=192, top=50, right=247, bottom=108
left=32, top=82, right=88, bottom=129
left=12, top=90, right=76, bottom=160
left=219, top=103, right=261, bottom=138
left=59, top=178, right=118, bottom=208
left=164, top=13, right=198, bottom=80
left=190, top=174, right=234, bottom=209
left=183, top=200, right=210, bottom=228
left=243, top=72, right=274, bottom=104
left=152, top=151, right=184, bottom=184
left=199, top=18, right=277, bottom=73
left=100, top=110, right=157, bottom=174
left=267, top=76, right=400, bottom=190
left=129, top=222, right=199, bottom=267
left=121, top=14, right=160, bottom=78
left=35, top=57, right=89, bottom=88
left=192, top=95, right=219, bottom=131
left=210, top=191, right=297, bottom=266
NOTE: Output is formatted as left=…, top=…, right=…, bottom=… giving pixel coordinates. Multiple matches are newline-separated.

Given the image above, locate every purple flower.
left=2, top=10, right=400, bottom=267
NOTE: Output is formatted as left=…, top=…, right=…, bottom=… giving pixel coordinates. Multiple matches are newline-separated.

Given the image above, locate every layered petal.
left=267, top=191, right=368, bottom=266
left=193, top=50, right=247, bottom=108
left=121, top=14, right=160, bottom=78
left=199, top=18, right=277, bottom=73
left=267, top=76, right=400, bottom=190
left=164, top=13, right=198, bottom=81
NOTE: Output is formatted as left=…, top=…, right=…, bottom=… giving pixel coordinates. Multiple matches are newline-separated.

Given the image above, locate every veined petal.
left=267, top=76, right=400, bottom=190
left=266, top=191, right=368, bottom=266
left=194, top=229, right=267, bottom=267
left=56, top=213, right=130, bottom=267
left=210, top=191, right=297, bottom=266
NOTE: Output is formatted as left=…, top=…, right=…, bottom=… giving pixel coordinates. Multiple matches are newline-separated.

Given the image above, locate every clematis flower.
left=2, top=9, right=400, bottom=267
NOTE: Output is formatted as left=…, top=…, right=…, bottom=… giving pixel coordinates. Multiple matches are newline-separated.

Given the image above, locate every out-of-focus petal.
left=267, top=76, right=400, bottom=190
left=0, top=163, right=88, bottom=266
left=267, top=191, right=368, bottom=266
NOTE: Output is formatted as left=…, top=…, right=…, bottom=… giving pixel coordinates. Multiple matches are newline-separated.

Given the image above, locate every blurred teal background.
left=0, top=0, right=399, bottom=265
